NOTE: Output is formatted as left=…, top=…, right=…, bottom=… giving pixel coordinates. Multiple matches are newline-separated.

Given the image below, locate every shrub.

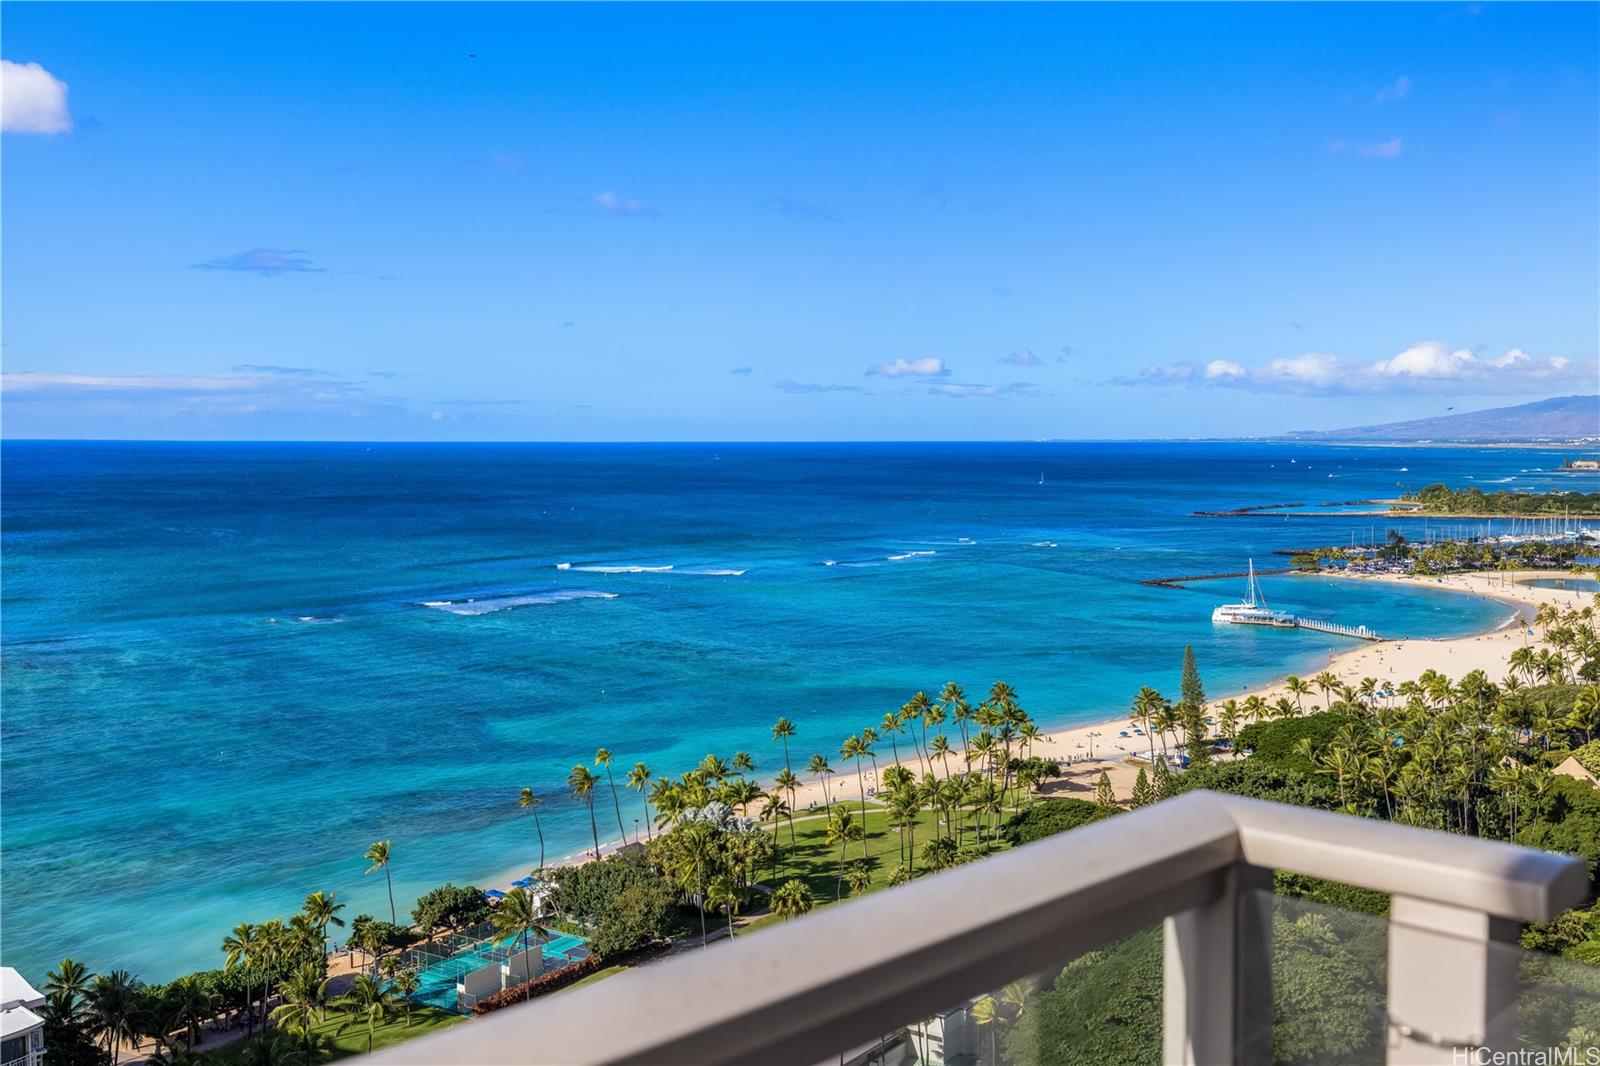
left=1168, top=759, right=1338, bottom=810
left=548, top=851, right=665, bottom=925
left=1571, top=741, right=1600, bottom=779
left=1001, top=798, right=1106, bottom=846
left=472, top=956, right=603, bottom=1015
left=410, top=883, right=490, bottom=937
left=588, top=881, right=676, bottom=958
left=1524, top=775, right=1600, bottom=880
left=1234, top=713, right=1357, bottom=777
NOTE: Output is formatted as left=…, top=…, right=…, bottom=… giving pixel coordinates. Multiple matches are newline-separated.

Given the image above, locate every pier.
left=1291, top=617, right=1382, bottom=641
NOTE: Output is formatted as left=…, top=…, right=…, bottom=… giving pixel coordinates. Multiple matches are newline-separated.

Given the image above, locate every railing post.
left=1386, top=896, right=1520, bottom=1064
left=1163, top=863, right=1274, bottom=1066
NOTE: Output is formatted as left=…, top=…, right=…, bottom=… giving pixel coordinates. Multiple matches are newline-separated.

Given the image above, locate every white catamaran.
left=1212, top=560, right=1294, bottom=628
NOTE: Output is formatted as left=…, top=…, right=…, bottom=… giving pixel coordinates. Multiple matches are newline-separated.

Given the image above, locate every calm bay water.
left=0, top=441, right=1578, bottom=979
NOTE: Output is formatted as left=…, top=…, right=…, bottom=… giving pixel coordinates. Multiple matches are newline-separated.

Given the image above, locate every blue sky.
left=2, top=2, right=1596, bottom=440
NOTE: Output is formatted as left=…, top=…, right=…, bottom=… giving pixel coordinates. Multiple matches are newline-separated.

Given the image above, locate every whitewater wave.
left=420, top=590, right=619, bottom=616
left=887, top=550, right=937, bottom=561
left=292, top=615, right=344, bottom=625
left=1030, top=541, right=1059, bottom=548
left=557, top=564, right=674, bottom=573
left=680, top=569, right=748, bottom=576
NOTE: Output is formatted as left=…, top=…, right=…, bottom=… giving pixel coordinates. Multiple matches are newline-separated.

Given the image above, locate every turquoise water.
left=1522, top=577, right=1600, bottom=594
left=1, top=441, right=1578, bottom=979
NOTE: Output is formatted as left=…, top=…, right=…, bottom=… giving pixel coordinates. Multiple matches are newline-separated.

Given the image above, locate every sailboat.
left=1212, top=560, right=1294, bottom=627
left=1038, top=472, right=1045, bottom=485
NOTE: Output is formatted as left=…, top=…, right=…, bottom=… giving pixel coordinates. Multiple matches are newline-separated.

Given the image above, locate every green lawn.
left=199, top=1004, right=464, bottom=1063
left=743, top=804, right=1012, bottom=933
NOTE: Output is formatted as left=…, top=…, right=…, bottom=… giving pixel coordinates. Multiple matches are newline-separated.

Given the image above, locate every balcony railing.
left=368, top=791, right=1589, bottom=1065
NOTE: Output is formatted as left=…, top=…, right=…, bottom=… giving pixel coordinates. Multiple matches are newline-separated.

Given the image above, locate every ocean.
left=0, top=440, right=1579, bottom=980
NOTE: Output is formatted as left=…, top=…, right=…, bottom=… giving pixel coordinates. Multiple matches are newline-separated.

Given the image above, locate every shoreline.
left=473, top=569, right=1593, bottom=897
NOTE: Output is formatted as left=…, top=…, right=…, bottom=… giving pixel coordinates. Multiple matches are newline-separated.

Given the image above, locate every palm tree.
left=877, top=711, right=906, bottom=767
left=517, top=787, right=547, bottom=875
left=971, top=980, right=1031, bottom=1065
left=391, top=970, right=420, bottom=1027
left=825, top=805, right=863, bottom=899
left=87, top=970, right=143, bottom=1065
left=625, top=762, right=655, bottom=841
left=1131, top=686, right=1164, bottom=764
left=301, top=891, right=346, bottom=957
left=163, top=976, right=216, bottom=1053
left=773, top=768, right=800, bottom=843
left=675, top=821, right=719, bottom=948
left=772, top=717, right=797, bottom=782
left=490, top=886, right=548, bottom=995
left=840, top=735, right=871, bottom=858
left=595, top=748, right=629, bottom=846
left=45, top=957, right=93, bottom=1011
left=268, top=961, right=328, bottom=1037
left=760, top=792, right=791, bottom=865
left=708, top=874, right=742, bottom=938
left=649, top=777, right=682, bottom=830
left=770, top=878, right=814, bottom=921
left=928, top=733, right=954, bottom=780
left=846, top=860, right=873, bottom=897
left=568, top=764, right=602, bottom=858
left=332, top=976, right=400, bottom=1055
left=1285, top=675, right=1311, bottom=715
left=889, top=789, right=921, bottom=875
left=699, top=754, right=729, bottom=784
left=220, top=923, right=260, bottom=1036
left=238, top=1030, right=301, bottom=1066
left=806, top=753, right=835, bottom=806
left=902, top=692, right=933, bottom=768
left=364, top=840, right=396, bottom=924
left=1314, top=671, right=1339, bottom=712
left=732, top=751, right=757, bottom=781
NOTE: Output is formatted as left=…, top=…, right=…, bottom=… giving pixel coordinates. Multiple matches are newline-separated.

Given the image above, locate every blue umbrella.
left=511, top=877, right=534, bottom=889
left=484, top=889, right=506, bottom=900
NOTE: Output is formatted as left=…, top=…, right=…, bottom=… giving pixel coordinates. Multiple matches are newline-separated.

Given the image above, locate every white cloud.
left=928, top=381, right=1042, bottom=399
left=1329, top=137, right=1404, bottom=159
left=592, top=191, right=647, bottom=215
left=868, top=357, right=949, bottom=378
left=0, top=369, right=400, bottom=418
left=1000, top=348, right=1043, bottom=367
left=1372, top=341, right=1476, bottom=379
left=2, top=60, right=71, bottom=135
left=1375, top=75, right=1411, bottom=103
left=1262, top=353, right=1344, bottom=389
left=1121, top=342, right=1594, bottom=396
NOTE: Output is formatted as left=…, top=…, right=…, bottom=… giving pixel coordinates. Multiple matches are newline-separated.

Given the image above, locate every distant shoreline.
left=477, top=568, right=1586, bottom=897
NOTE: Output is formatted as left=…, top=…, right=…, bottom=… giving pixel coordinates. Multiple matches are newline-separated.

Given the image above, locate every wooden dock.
left=1291, top=617, right=1382, bottom=641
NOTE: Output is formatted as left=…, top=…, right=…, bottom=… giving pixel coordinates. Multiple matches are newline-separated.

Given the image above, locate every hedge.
left=472, top=955, right=604, bottom=1015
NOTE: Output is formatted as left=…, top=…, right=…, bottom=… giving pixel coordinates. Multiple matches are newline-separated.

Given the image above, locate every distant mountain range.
left=1278, top=395, right=1599, bottom=443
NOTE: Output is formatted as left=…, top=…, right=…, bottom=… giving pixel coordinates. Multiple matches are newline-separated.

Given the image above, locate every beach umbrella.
left=484, top=889, right=506, bottom=901
left=511, top=876, right=533, bottom=888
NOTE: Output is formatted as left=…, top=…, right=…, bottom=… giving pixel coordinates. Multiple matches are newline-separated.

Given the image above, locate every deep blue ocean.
left=1, top=441, right=1584, bottom=979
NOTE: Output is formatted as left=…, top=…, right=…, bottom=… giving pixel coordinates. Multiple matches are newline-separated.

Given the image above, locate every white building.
left=0, top=967, right=46, bottom=1066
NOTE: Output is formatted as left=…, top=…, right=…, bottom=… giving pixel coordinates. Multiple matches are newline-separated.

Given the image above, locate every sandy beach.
left=480, top=568, right=1594, bottom=890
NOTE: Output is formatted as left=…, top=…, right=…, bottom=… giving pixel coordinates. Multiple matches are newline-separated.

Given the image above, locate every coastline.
left=476, top=569, right=1593, bottom=896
